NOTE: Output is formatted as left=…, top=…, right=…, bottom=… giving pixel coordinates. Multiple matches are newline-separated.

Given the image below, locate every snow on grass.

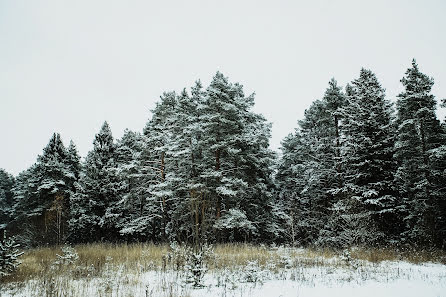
left=2, top=246, right=446, bottom=297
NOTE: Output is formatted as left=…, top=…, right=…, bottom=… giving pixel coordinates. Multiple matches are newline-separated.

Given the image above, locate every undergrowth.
left=2, top=243, right=445, bottom=284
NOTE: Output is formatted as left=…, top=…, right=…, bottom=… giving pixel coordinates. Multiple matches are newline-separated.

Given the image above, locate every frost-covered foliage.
left=0, top=232, right=23, bottom=277
left=69, top=122, right=124, bottom=243
left=165, top=242, right=214, bottom=287
left=0, top=169, right=15, bottom=230
left=277, top=79, right=346, bottom=245
left=243, top=260, right=263, bottom=283
left=214, top=208, right=257, bottom=241
left=5, top=64, right=446, bottom=248
left=184, top=246, right=212, bottom=287
left=321, top=69, right=398, bottom=247
left=9, top=134, right=81, bottom=246
left=278, top=61, right=446, bottom=248
left=53, top=246, right=79, bottom=266
left=395, top=59, right=446, bottom=246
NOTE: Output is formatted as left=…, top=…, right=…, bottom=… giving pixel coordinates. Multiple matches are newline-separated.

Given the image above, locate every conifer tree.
left=277, top=79, right=345, bottom=246
left=276, top=132, right=307, bottom=244
left=337, top=69, right=397, bottom=246
left=69, top=122, right=122, bottom=243
left=200, top=72, right=277, bottom=242
left=112, top=130, right=158, bottom=241
left=10, top=133, right=79, bottom=245
left=0, top=169, right=15, bottom=230
left=143, top=92, right=179, bottom=241
left=395, top=60, right=446, bottom=245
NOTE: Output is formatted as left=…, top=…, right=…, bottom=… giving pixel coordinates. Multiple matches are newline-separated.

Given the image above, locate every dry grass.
left=211, top=243, right=271, bottom=268
left=2, top=243, right=445, bottom=284
left=347, top=246, right=446, bottom=264
left=2, top=243, right=446, bottom=297
left=2, top=243, right=169, bottom=283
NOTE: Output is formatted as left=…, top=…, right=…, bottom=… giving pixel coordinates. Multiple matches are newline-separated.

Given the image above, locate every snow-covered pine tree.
left=237, top=108, right=279, bottom=242
left=0, top=169, right=15, bottom=231
left=228, top=83, right=278, bottom=242
left=9, top=165, right=39, bottom=247
left=65, top=140, right=82, bottom=182
left=0, top=231, right=23, bottom=278
left=395, top=60, right=446, bottom=246
left=299, top=100, right=339, bottom=244
left=142, top=91, right=179, bottom=241
left=277, top=79, right=345, bottom=246
left=200, top=72, right=277, bottom=242
left=276, top=132, right=308, bottom=244
left=433, top=99, right=446, bottom=246
left=10, top=133, right=79, bottom=245
left=332, top=69, right=397, bottom=247
left=112, top=129, right=159, bottom=241
left=163, top=86, right=210, bottom=244
left=69, top=122, right=123, bottom=243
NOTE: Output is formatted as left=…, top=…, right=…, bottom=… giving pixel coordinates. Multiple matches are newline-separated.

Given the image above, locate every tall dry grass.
left=2, top=243, right=169, bottom=283
left=2, top=242, right=445, bottom=284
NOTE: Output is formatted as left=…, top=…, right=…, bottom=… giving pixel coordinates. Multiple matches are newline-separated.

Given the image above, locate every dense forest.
left=1, top=60, right=445, bottom=249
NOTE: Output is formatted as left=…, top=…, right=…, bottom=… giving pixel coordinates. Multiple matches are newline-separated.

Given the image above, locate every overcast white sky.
left=1, top=0, right=446, bottom=175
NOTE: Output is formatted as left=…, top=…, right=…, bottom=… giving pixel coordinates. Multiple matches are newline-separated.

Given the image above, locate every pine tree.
left=10, top=133, right=78, bottom=245
left=143, top=91, right=179, bottom=241
left=276, top=132, right=307, bottom=244
left=395, top=59, right=446, bottom=246
left=69, top=122, right=122, bottom=243
left=0, top=231, right=23, bottom=278
left=65, top=141, right=82, bottom=181
left=112, top=129, right=158, bottom=241
left=336, top=69, right=397, bottom=246
left=200, top=72, right=277, bottom=242
left=324, top=78, right=346, bottom=162
left=0, top=169, right=15, bottom=230
left=277, top=79, right=345, bottom=246
left=163, top=86, right=209, bottom=244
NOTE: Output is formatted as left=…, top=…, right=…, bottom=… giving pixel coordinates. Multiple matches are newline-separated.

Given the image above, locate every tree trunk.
left=215, top=148, right=221, bottom=219
left=334, top=115, right=340, bottom=159
left=161, top=151, right=166, bottom=240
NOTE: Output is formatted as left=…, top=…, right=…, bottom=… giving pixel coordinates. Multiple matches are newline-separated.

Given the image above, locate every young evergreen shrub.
left=0, top=232, right=24, bottom=277
left=54, top=246, right=79, bottom=266
left=184, top=245, right=213, bottom=288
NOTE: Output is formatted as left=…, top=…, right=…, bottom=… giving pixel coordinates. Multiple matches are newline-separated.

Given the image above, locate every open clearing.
left=1, top=244, right=446, bottom=297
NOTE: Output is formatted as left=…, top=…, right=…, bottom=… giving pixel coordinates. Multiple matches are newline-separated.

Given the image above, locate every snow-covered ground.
left=192, top=262, right=446, bottom=297
left=2, top=251, right=446, bottom=297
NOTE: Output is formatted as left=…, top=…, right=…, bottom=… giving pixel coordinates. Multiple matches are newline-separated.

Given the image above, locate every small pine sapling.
left=54, top=246, right=79, bottom=266
left=0, top=231, right=24, bottom=278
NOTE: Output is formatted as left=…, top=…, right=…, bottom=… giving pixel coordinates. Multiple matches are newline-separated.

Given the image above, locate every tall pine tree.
left=69, top=122, right=122, bottom=243
left=395, top=60, right=446, bottom=246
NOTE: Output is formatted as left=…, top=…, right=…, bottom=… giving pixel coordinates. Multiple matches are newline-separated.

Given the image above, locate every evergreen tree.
left=69, top=122, right=122, bottom=243
left=8, top=166, right=38, bottom=247
left=163, top=86, right=209, bottom=243
left=0, top=231, right=23, bottom=278
left=336, top=69, right=397, bottom=246
left=0, top=169, right=15, bottom=230
left=395, top=60, right=446, bottom=246
left=143, top=91, right=179, bottom=241
left=11, top=133, right=78, bottom=245
left=200, top=72, right=277, bottom=242
left=65, top=141, right=82, bottom=181
left=277, top=79, right=345, bottom=246
left=112, top=130, right=159, bottom=241
left=276, top=132, right=307, bottom=244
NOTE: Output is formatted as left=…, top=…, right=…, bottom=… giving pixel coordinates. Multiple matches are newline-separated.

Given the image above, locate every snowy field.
left=2, top=247, right=446, bottom=297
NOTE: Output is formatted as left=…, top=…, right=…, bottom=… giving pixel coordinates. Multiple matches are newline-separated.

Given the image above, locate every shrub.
left=0, top=231, right=24, bottom=278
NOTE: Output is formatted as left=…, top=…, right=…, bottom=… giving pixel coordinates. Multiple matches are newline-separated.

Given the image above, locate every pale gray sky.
left=1, top=0, right=445, bottom=175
